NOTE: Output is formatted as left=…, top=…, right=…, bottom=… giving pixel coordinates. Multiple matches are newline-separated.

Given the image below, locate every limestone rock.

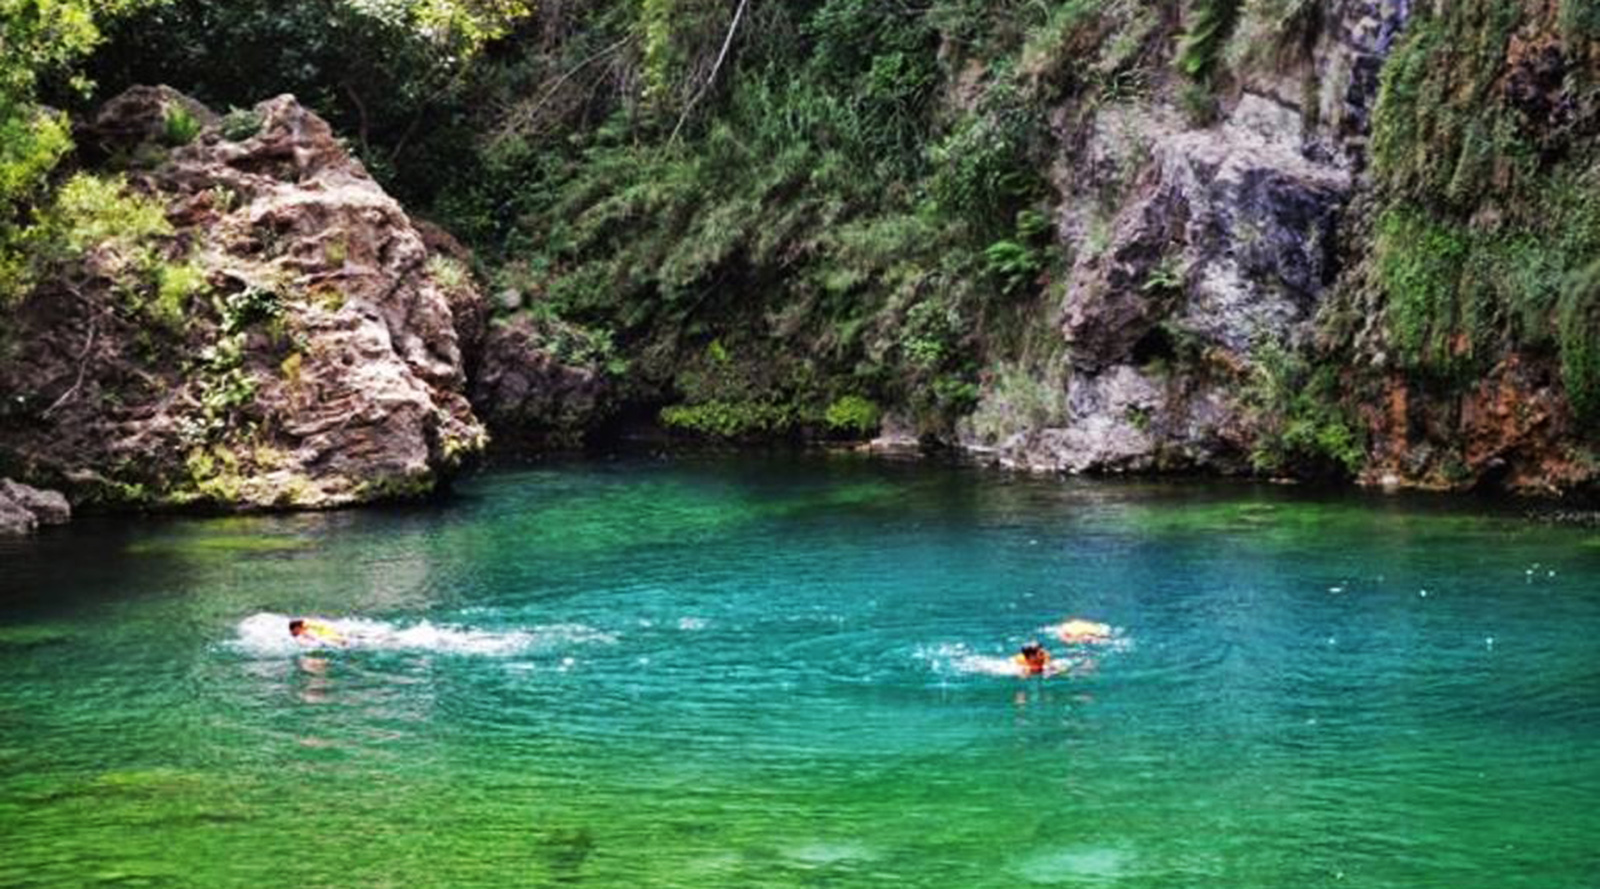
left=0, top=88, right=487, bottom=510
left=0, top=494, right=38, bottom=535
left=967, top=1, right=1410, bottom=478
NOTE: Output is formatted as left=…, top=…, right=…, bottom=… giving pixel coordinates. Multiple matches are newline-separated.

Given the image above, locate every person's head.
left=288, top=619, right=306, bottom=637
left=1020, top=641, right=1046, bottom=662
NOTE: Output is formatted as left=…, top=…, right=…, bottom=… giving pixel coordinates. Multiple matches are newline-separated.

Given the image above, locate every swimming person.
left=1053, top=618, right=1113, bottom=644
left=1014, top=641, right=1053, bottom=677
left=289, top=618, right=347, bottom=647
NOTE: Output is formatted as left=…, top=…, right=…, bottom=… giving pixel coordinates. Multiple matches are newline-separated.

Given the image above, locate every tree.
left=1, top=0, right=165, bottom=302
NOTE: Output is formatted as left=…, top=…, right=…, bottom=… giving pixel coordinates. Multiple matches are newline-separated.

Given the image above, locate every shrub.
left=823, top=395, right=881, bottom=437
left=660, top=400, right=799, bottom=438
left=152, top=260, right=208, bottom=330
left=1242, top=337, right=1364, bottom=477
left=219, top=286, right=281, bottom=334
left=162, top=105, right=203, bottom=146
left=219, top=107, right=264, bottom=142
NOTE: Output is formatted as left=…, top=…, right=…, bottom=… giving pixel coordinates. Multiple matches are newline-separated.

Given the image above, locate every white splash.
left=916, top=642, right=1029, bottom=678
left=228, top=612, right=614, bottom=658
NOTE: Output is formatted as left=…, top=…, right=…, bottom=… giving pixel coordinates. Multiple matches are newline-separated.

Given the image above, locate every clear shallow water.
left=2, top=454, right=1598, bottom=888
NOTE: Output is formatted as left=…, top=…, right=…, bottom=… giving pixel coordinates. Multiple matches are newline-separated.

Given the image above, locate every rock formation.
left=0, top=86, right=487, bottom=509
left=964, top=2, right=1407, bottom=475
left=0, top=479, right=71, bottom=534
left=471, top=316, right=611, bottom=447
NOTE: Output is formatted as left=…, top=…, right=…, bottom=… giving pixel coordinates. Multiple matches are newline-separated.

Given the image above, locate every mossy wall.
left=1365, top=0, right=1600, bottom=427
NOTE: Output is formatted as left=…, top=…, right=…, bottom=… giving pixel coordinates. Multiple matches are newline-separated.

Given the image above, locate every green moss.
left=1374, top=207, right=1470, bottom=371
left=1559, top=264, right=1600, bottom=428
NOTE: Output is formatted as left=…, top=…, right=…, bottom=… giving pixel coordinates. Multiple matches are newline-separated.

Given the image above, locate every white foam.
left=228, top=612, right=614, bottom=658
left=915, top=642, right=1028, bottom=678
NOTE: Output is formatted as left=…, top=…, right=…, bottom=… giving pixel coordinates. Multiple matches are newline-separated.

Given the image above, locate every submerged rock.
left=0, top=86, right=487, bottom=509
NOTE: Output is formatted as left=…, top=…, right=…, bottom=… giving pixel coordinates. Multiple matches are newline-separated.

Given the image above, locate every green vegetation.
left=85, top=0, right=1136, bottom=438
left=161, top=104, right=201, bottom=145
left=1, top=0, right=163, bottom=304
left=218, top=107, right=263, bottom=142
left=4, top=0, right=1599, bottom=491
left=1361, top=1, right=1600, bottom=427
left=1242, top=337, right=1365, bottom=478
left=661, top=400, right=801, bottom=439
left=823, top=395, right=881, bottom=438
left=1176, top=0, right=1240, bottom=123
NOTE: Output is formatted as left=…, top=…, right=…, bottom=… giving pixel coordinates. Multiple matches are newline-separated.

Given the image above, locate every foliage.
left=218, top=107, right=262, bottom=142
left=660, top=400, right=799, bottom=439
left=1560, top=264, right=1600, bottom=429
left=1373, top=207, right=1470, bottom=372
left=965, top=357, right=1068, bottom=445
left=181, top=332, right=257, bottom=444
left=1, top=0, right=167, bottom=304
left=152, top=259, right=207, bottom=330
left=11, top=172, right=172, bottom=310
left=85, top=0, right=527, bottom=204
left=1176, top=0, right=1240, bottom=84
left=426, top=255, right=470, bottom=291
left=823, top=395, right=880, bottom=438
left=1242, top=337, right=1364, bottom=478
left=1364, top=1, right=1600, bottom=428
left=161, top=104, right=201, bottom=145
left=218, top=285, right=280, bottom=335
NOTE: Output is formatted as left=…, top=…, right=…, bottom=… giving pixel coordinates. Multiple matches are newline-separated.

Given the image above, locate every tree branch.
left=42, top=314, right=98, bottom=420
left=670, top=0, right=750, bottom=144
left=498, top=35, right=633, bottom=139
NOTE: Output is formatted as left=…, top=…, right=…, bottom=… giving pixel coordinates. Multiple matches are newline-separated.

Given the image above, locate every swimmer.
left=1014, top=641, right=1053, bottom=677
left=289, top=618, right=347, bottom=647
left=1053, top=618, right=1113, bottom=644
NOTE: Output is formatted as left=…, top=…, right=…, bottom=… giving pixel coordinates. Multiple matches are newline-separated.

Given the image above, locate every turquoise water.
left=2, top=454, right=1599, bottom=888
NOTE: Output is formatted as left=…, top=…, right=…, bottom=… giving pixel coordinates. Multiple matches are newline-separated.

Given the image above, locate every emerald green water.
left=2, top=455, right=1598, bottom=888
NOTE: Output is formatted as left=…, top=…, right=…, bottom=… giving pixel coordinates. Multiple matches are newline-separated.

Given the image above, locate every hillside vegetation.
left=3, top=0, right=1598, bottom=500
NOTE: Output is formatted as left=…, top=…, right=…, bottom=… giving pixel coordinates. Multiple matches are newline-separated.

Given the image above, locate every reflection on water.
left=1, top=453, right=1598, bottom=888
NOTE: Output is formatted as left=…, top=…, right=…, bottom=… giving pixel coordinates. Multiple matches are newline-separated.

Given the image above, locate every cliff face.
left=958, top=0, right=1599, bottom=497
left=0, top=87, right=488, bottom=508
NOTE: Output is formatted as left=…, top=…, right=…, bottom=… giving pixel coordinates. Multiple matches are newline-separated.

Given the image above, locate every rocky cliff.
left=957, top=0, right=1599, bottom=498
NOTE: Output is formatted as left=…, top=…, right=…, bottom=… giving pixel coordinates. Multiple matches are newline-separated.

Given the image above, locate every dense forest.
left=2, top=0, right=1597, bottom=507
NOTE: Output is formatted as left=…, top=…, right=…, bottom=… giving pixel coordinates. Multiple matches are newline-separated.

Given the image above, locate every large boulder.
left=0, top=87, right=487, bottom=509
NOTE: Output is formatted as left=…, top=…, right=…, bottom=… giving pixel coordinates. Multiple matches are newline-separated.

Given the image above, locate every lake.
left=2, top=454, right=1597, bottom=888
